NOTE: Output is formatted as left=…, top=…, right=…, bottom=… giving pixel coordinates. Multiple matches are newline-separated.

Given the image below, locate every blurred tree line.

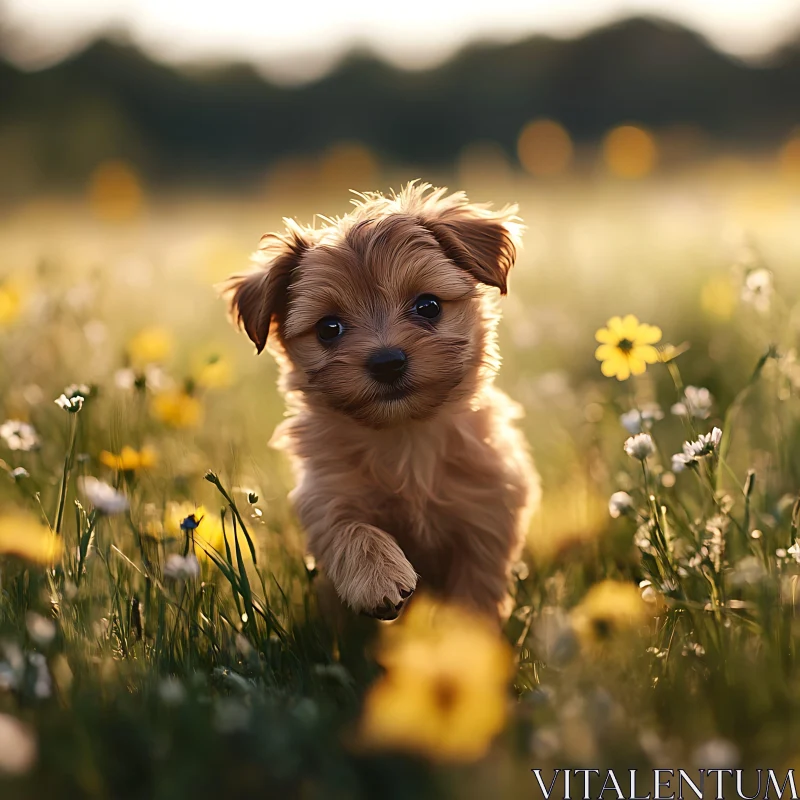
left=1, top=15, right=799, bottom=195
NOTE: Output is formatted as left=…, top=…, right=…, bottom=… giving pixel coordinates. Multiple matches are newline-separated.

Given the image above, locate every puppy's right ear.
left=222, top=224, right=309, bottom=354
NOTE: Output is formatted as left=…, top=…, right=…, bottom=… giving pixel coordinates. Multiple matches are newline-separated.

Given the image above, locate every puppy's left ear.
left=420, top=204, right=523, bottom=294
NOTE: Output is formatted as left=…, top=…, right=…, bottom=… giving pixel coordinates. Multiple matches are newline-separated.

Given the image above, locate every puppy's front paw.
left=364, top=587, right=415, bottom=621
left=327, top=525, right=417, bottom=618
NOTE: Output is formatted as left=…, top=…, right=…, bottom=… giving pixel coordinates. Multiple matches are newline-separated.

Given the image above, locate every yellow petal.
left=628, top=355, right=647, bottom=375
left=595, top=327, right=618, bottom=344
left=595, top=344, right=620, bottom=361
left=634, top=324, right=662, bottom=345
left=605, top=316, right=625, bottom=337
left=634, top=345, right=660, bottom=364
left=620, top=314, right=641, bottom=339
left=99, top=451, right=117, bottom=469
left=613, top=358, right=631, bottom=381
left=600, top=357, right=622, bottom=377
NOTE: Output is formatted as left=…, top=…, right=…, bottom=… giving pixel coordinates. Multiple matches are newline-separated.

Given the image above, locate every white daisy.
left=608, top=491, right=634, bottom=519
left=624, top=433, right=655, bottom=461
left=163, top=553, right=201, bottom=582
left=671, top=386, right=713, bottom=419
left=741, top=268, right=773, bottom=314
left=0, top=420, right=39, bottom=452
left=77, top=477, right=129, bottom=515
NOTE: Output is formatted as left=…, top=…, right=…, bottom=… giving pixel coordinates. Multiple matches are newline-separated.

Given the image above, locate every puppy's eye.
left=413, top=294, right=441, bottom=320
left=316, top=317, right=345, bottom=342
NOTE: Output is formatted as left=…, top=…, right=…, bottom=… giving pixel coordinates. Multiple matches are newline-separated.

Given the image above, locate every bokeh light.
left=778, top=135, right=800, bottom=180
left=87, top=160, right=144, bottom=221
left=319, top=141, right=379, bottom=191
left=602, top=125, right=658, bottom=179
left=517, top=119, right=573, bottom=177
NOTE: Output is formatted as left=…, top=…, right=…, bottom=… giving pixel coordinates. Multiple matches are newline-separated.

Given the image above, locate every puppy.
left=225, top=183, right=539, bottom=622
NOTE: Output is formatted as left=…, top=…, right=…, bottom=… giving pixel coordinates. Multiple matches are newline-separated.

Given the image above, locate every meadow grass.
left=1, top=166, right=800, bottom=798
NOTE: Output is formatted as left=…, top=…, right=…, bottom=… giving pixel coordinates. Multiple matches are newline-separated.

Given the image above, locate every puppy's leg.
left=444, top=518, right=523, bottom=624
left=313, top=521, right=417, bottom=620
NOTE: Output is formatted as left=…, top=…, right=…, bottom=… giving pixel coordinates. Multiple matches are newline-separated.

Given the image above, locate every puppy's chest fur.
left=275, top=388, right=533, bottom=588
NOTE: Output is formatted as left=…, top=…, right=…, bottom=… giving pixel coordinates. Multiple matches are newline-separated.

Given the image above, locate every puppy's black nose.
left=367, top=348, right=408, bottom=383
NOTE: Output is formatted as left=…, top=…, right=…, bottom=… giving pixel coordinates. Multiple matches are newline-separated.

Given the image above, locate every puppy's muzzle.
left=367, top=348, right=408, bottom=384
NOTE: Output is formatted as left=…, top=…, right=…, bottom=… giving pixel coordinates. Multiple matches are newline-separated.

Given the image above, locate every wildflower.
left=639, top=580, right=659, bottom=604
left=671, top=453, right=694, bottom=473
left=195, top=353, right=233, bottom=389
left=55, top=394, right=83, bottom=413
left=163, top=553, right=201, bottom=582
left=624, top=433, right=655, bottom=461
left=77, top=477, right=128, bottom=515
left=158, top=676, right=187, bottom=706
left=700, top=275, right=736, bottom=321
left=164, top=503, right=226, bottom=559
left=671, top=386, right=713, bottom=419
left=0, top=420, right=39, bottom=452
left=127, top=326, right=173, bottom=367
left=151, top=389, right=202, bottom=428
left=741, top=268, right=773, bottom=314
left=0, top=281, right=24, bottom=327
left=26, top=612, right=57, bottom=646
left=620, top=404, right=664, bottom=435
left=99, top=445, right=157, bottom=472
left=0, top=514, right=63, bottom=564
left=608, top=491, right=634, bottom=519
left=594, top=315, right=662, bottom=381
left=63, top=383, right=91, bottom=399
left=358, top=596, right=512, bottom=762
left=115, top=364, right=168, bottom=392
left=571, top=581, right=648, bottom=649
left=692, top=738, right=739, bottom=769
left=684, top=427, right=723, bottom=458
left=0, top=714, right=37, bottom=776
left=672, top=427, right=722, bottom=471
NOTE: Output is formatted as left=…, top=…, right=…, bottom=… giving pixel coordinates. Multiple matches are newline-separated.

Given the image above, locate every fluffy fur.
left=224, top=182, right=540, bottom=622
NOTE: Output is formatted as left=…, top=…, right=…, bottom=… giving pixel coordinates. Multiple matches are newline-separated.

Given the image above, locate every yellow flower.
left=571, top=580, right=648, bottom=649
left=99, top=445, right=157, bottom=472
left=127, top=327, right=173, bottom=368
left=358, top=596, right=512, bottom=762
left=164, top=503, right=224, bottom=560
left=700, top=276, right=736, bottom=321
left=0, top=514, right=63, bottom=564
left=595, top=315, right=662, bottom=381
left=0, top=282, right=23, bottom=327
left=151, top=390, right=202, bottom=428
left=194, top=353, right=233, bottom=389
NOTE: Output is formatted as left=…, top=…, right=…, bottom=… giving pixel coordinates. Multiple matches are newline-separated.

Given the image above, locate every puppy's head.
left=224, top=183, right=522, bottom=428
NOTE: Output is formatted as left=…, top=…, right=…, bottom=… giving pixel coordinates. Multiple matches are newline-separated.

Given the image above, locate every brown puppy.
left=224, top=183, right=539, bottom=622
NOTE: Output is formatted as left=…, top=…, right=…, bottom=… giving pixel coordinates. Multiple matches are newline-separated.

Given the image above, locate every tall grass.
left=1, top=172, right=800, bottom=797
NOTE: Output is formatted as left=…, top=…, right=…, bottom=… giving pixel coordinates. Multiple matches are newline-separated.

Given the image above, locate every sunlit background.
left=3, top=0, right=800, bottom=546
